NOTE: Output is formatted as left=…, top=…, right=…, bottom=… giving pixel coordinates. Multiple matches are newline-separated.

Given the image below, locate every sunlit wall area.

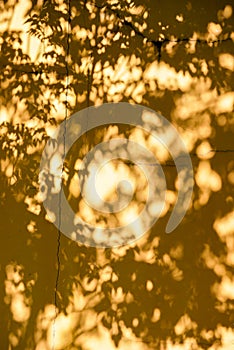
left=0, top=1, right=233, bottom=349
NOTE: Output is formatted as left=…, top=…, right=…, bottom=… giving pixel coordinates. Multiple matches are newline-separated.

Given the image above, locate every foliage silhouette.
left=0, top=0, right=233, bottom=349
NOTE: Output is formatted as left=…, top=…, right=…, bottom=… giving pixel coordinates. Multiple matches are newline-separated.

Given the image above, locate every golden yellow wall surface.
left=0, top=1, right=233, bottom=349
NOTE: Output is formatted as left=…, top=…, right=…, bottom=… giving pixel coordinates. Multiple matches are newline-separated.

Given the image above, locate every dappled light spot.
left=214, top=92, right=234, bottom=114
left=175, top=14, right=184, bottom=23
left=4, top=263, right=32, bottom=346
left=207, top=22, right=222, bottom=40
left=173, top=82, right=214, bottom=119
left=11, top=293, right=31, bottom=322
left=215, top=326, right=234, bottom=350
left=45, top=208, right=56, bottom=223
left=47, top=313, right=78, bottom=350
left=214, top=275, right=234, bottom=302
left=134, top=244, right=157, bottom=264
left=0, top=107, right=9, bottom=123
left=174, top=314, right=197, bottom=336
left=213, top=263, right=226, bottom=277
left=196, top=141, right=214, bottom=160
left=27, top=220, right=36, bottom=234
left=144, top=61, right=193, bottom=92
left=165, top=190, right=177, bottom=206
left=111, top=286, right=125, bottom=304
left=195, top=161, right=222, bottom=192
left=202, top=244, right=219, bottom=270
left=132, top=318, right=139, bottom=327
left=36, top=304, right=57, bottom=335
left=151, top=308, right=161, bottom=323
left=161, top=253, right=184, bottom=281
left=71, top=284, right=87, bottom=312
left=116, top=203, right=142, bottom=226
left=68, top=173, right=80, bottom=198
left=213, top=211, right=234, bottom=239
left=77, top=199, right=96, bottom=225
left=99, top=265, right=112, bottom=283
left=9, top=333, right=20, bottom=348
left=169, top=243, right=184, bottom=260
left=223, top=5, right=233, bottom=19
left=219, top=53, right=234, bottom=71
left=146, top=280, right=154, bottom=292
left=35, top=340, right=49, bottom=350
left=147, top=134, right=170, bottom=163
left=165, top=339, right=201, bottom=349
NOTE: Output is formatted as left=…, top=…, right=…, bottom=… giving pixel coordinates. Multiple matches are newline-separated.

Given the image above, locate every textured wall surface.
left=0, top=1, right=233, bottom=349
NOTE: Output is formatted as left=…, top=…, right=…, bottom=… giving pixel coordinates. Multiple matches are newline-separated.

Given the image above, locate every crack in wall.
left=52, top=1, right=71, bottom=349
left=91, top=0, right=233, bottom=62
left=0, top=35, right=232, bottom=75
